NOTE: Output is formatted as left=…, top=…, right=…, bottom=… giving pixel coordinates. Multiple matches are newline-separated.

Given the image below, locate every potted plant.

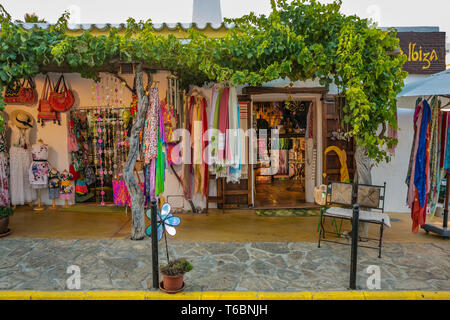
left=160, top=258, right=193, bottom=293
left=0, top=206, right=14, bottom=237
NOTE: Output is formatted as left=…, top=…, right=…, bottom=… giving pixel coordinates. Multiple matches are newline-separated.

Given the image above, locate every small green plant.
left=160, top=258, right=193, bottom=276
left=0, top=206, right=13, bottom=219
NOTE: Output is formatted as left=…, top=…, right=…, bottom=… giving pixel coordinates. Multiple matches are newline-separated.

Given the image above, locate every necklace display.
left=66, top=73, right=131, bottom=206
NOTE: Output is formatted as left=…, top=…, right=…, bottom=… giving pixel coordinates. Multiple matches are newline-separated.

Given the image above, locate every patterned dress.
left=59, top=172, right=74, bottom=200
left=48, top=169, right=60, bottom=200
left=29, top=143, right=50, bottom=189
left=0, top=133, right=10, bottom=207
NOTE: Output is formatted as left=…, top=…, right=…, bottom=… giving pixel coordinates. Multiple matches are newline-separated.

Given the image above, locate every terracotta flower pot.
left=0, top=217, right=9, bottom=234
left=162, top=274, right=184, bottom=291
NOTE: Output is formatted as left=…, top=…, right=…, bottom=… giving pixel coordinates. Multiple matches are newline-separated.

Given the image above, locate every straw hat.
left=10, top=109, right=34, bottom=129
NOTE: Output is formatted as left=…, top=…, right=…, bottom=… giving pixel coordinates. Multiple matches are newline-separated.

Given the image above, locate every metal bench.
left=318, top=181, right=389, bottom=258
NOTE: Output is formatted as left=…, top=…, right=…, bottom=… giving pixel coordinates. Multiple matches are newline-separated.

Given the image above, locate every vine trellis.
left=0, top=0, right=407, bottom=239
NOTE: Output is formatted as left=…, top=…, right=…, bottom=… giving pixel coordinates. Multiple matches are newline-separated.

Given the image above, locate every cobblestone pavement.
left=0, top=239, right=449, bottom=291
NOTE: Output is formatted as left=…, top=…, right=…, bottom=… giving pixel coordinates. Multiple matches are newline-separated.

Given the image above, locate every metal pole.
left=150, top=199, right=159, bottom=288
left=444, top=173, right=449, bottom=229
left=350, top=204, right=359, bottom=290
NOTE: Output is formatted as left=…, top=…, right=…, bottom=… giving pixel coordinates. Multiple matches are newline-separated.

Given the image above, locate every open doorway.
left=253, top=99, right=313, bottom=208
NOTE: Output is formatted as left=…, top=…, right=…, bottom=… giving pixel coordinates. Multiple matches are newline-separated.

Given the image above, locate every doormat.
left=59, top=205, right=127, bottom=214
left=256, top=208, right=321, bottom=217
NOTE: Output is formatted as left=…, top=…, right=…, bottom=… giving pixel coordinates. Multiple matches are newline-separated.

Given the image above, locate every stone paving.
left=0, top=239, right=449, bottom=291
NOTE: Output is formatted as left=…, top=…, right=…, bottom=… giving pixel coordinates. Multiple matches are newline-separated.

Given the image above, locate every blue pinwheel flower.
left=145, top=203, right=181, bottom=241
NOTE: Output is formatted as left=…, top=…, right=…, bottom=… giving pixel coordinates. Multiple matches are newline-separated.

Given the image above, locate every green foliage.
left=0, top=0, right=407, bottom=162
left=15, top=13, right=47, bottom=23
left=186, top=0, right=407, bottom=163
left=160, top=258, right=193, bottom=276
left=0, top=206, right=14, bottom=219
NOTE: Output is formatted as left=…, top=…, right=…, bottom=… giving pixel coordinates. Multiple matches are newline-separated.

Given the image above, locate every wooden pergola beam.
left=242, top=86, right=329, bottom=95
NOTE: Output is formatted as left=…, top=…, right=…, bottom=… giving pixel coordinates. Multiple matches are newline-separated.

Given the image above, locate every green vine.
left=0, top=0, right=407, bottom=163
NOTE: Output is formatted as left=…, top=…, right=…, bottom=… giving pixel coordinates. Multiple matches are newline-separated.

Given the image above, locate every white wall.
left=372, top=108, right=414, bottom=213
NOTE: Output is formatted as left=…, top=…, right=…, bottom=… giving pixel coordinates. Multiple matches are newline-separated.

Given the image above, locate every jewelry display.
left=67, top=73, right=131, bottom=206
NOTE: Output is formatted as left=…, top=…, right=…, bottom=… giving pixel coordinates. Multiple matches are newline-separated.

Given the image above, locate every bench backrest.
left=326, top=181, right=386, bottom=213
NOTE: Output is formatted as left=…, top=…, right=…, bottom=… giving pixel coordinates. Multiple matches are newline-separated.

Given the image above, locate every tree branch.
left=378, top=122, right=387, bottom=139
left=123, top=63, right=148, bottom=240
left=109, top=72, right=134, bottom=93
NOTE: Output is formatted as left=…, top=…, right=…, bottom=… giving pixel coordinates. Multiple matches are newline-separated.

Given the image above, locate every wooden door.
left=322, top=94, right=356, bottom=184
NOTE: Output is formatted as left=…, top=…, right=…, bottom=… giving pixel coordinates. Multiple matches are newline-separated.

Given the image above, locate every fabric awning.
left=398, top=69, right=450, bottom=97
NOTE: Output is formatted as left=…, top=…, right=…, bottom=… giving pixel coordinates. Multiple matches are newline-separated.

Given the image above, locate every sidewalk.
left=0, top=239, right=449, bottom=291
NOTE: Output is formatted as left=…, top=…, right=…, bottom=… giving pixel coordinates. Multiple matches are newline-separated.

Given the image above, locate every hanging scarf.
left=429, top=104, right=444, bottom=219
left=182, top=96, right=193, bottom=200
left=428, top=97, right=439, bottom=200
left=210, top=88, right=223, bottom=171
left=201, top=97, right=209, bottom=197
left=227, top=87, right=241, bottom=183
left=444, top=112, right=450, bottom=170
left=143, top=88, right=160, bottom=164
left=414, top=99, right=431, bottom=208
left=155, top=105, right=166, bottom=197
left=440, top=112, right=449, bottom=169
left=406, top=100, right=423, bottom=207
left=411, top=99, right=431, bottom=233
left=218, top=87, right=230, bottom=163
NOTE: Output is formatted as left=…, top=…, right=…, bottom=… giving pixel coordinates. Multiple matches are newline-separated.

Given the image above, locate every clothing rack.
left=422, top=95, right=450, bottom=239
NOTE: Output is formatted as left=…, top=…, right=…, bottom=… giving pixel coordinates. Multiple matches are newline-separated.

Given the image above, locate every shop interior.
left=253, top=99, right=312, bottom=208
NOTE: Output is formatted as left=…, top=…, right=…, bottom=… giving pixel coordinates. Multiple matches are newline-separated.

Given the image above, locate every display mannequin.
left=9, top=110, right=36, bottom=207
left=48, top=167, right=60, bottom=210
left=60, top=169, right=73, bottom=208
left=29, top=138, right=50, bottom=211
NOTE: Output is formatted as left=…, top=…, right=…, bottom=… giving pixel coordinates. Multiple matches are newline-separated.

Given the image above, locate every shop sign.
left=397, top=32, right=446, bottom=74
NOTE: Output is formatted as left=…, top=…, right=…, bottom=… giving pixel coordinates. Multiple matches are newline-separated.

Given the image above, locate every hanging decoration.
left=208, top=85, right=242, bottom=184
left=142, top=87, right=167, bottom=204
left=68, top=73, right=130, bottom=205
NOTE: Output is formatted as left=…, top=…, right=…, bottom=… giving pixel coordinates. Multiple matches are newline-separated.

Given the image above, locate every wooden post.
left=49, top=199, right=57, bottom=210
left=123, top=63, right=149, bottom=240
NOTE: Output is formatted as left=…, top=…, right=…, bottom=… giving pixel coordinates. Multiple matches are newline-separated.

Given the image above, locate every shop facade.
left=1, top=23, right=447, bottom=214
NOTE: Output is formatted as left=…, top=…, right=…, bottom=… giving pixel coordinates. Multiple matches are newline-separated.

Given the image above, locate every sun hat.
left=10, top=109, right=34, bottom=129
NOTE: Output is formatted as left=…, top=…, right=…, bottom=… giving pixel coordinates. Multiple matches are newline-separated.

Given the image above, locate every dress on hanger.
left=9, top=122, right=36, bottom=205
left=29, top=142, right=50, bottom=189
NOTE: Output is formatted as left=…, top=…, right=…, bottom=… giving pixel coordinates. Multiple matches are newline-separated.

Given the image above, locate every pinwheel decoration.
left=145, top=203, right=181, bottom=241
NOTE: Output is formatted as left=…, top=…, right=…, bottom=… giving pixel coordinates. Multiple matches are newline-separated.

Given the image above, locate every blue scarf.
left=414, top=100, right=431, bottom=208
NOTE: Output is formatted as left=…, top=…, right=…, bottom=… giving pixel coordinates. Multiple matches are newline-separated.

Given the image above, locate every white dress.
left=9, top=123, right=36, bottom=205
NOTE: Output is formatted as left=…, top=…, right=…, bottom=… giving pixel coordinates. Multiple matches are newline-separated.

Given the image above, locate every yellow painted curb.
left=0, top=291, right=449, bottom=300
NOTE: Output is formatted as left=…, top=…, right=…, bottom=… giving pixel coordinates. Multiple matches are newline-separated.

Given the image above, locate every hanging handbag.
left=18, top=78, right=37, bottom=105
left=38, top=75, right=61, bottom=127
left=49, top=75, right=75, bottom=112
left=3, top=81, right=22, bottom=104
